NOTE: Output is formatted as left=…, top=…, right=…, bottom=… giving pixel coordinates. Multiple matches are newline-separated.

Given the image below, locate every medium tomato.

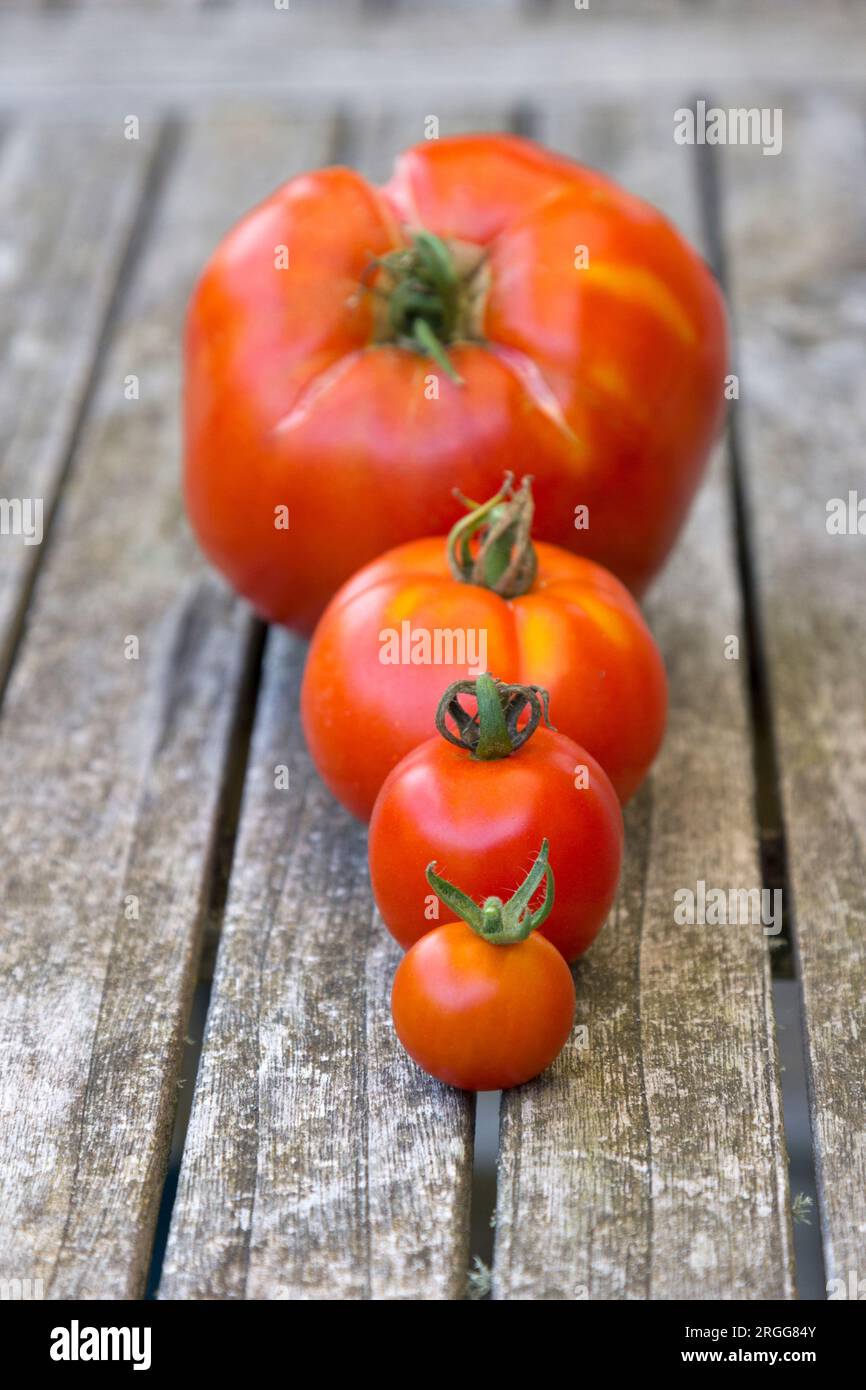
left=391, top=841, right=576, bottom=1091
left=184, top=133, right=727, bottom=633
left=370, top=676, right=623, bottom=963
left=301, top=476, right=666, bottom=819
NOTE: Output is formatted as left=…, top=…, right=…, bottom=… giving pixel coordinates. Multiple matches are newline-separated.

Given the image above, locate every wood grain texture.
left=2, top=9, right=864, bottom=114
left=492, top=103, right=793, bottom=1301
left=160, top=629, right=474, bottom=1300
left=0, top=121, right=157, bottom=688
left=723, top=94, right=866, bottom=1287
left=0, top=112, right=334, bottom=1299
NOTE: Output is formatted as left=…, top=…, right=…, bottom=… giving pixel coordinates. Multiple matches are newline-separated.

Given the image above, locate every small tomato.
left=370, top=675, right=624, bottom=962
left=391, top=841, right=576, bottom=1091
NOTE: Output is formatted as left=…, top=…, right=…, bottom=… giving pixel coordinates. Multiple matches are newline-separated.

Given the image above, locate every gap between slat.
left=146, top=620, right=268, bottom=1297
left=693, top=122, right=795, bottom=980
left=692, top=110, right=826, bottom=1301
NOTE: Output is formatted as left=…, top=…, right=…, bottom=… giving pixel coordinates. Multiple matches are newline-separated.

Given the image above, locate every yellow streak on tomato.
left=587, top=360, right=633, bottom=407
left=569, top=592, right=634, bottom=650
left=383, top=582, right=437, bottom=624
left=585, top=262, right=697, bottom=344
left=512, top=606, right=567, bottom=674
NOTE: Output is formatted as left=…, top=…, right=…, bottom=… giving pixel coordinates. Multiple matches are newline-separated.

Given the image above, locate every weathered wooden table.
left=1, top=0, right=864, bottom=1301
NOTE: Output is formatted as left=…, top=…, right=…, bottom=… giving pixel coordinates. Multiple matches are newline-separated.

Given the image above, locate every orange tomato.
left=302, top=479, right=666, bottom=820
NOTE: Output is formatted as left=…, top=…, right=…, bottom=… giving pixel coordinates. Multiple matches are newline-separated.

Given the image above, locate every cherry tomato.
left=184, top=134, right=727, bottom=633
left=391, top=841, right=576, bottom=1090
left=369, top=677, right=624, bottom=962
left=301, top=477, right=667, bottom=820
left=392, top=923, right=575, bottom=1091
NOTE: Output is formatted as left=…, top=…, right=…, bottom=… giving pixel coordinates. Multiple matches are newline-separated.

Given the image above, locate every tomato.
left=393, top=924, right=574, bottom=1091
left=301, top=476, right=667, bottom=819
left=391, top=841, right=576, bottom=1090
left=369, top=676, right=624, bottom=962
left=184, top=133, right=727, bottom=633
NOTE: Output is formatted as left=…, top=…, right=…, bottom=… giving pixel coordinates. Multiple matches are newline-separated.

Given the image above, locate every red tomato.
left=184, top=133, right=727, bottom=633
left=390, top=841, right=576, bottom=1090
left=369, top=678, right=624, bottom=962
left=392, top=922, right=575, bottom=1091
left=301, top=478, right=667, bottom=819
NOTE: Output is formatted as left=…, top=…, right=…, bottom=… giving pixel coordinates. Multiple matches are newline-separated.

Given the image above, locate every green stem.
left=412, top=318, right=464, bottom=385
left=473, top=673, right=514, bottom=759
left=435, top=673, right=554, bottom=761
left=364, top=228, right=475, bottom=385
left=426, top=839, right=555, bottom=945
left=446, top=474, right=537, bottom=597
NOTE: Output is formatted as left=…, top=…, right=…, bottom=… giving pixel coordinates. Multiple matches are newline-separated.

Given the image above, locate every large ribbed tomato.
left=301, top=477, right=667, bottom=820
left=184, top=133, right=727, bottom=633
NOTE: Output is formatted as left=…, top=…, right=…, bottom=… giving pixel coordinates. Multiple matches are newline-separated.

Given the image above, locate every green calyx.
left=426, top=839, right=555, bottom=946
left=435, top=672, right=553, bottom=761
left=364, top=230, right=488, bottom=385
left=447, top=473, right=538, bottom=598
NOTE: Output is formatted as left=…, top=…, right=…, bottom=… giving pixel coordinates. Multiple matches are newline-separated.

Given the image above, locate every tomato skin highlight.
left=301, top=537, right=667, bottom=820
left=391, top=921, right=576, bottom=1091
left=369, top=728, right=623, bottom=963
left=184, top=133, right=728, bottom=633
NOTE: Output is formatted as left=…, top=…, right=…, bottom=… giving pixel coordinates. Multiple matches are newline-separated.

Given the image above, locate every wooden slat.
left=0, top=111, right=334, bottom=1299
left=723, top=94, right=866, bottom=1287
left=160, top=631, right=474, bottom=1300
left=159, top=104, right=516, bottom=1303
left=492, top=102, right=794, bottom=1300
left=1, top=11, right=864, bottom=113
left=0, top=121, right=157, bottom=687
